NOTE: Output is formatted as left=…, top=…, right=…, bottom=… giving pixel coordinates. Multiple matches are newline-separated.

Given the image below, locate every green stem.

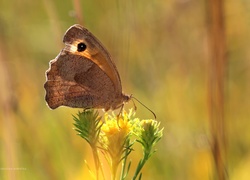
left=132, top=152, right=150, bottom=180
left=120, top=155, right=127, bottom=180
left=120, top=140, right=129, bottom=180
left=91, top=146, right=100, bottom=180
left=91, top=146, right=105, bottom=180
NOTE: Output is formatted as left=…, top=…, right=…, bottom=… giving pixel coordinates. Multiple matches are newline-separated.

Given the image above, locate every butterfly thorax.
left=108, top=93, right=131, bottom=111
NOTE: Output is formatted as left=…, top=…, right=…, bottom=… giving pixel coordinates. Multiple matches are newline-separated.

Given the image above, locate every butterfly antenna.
left=131, top=96, right=156, bottom=119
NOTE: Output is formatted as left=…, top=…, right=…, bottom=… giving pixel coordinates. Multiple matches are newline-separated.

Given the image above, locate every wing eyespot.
left=77, top=42, right=87, bottom=52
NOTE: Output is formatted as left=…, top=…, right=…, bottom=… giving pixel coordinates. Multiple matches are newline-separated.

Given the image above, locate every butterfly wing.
left=44, top=24, right=129, bottom=110
left=63, top=24, right=123, bottom=95
left=44, top=52, right=122, bottom=110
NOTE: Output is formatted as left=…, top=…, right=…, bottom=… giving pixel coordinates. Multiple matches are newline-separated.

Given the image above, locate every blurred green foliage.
left=0, top=0, right=250, bottom=179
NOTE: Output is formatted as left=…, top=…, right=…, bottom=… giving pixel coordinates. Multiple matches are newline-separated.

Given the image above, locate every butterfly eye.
left=77, top=43, right=87, bottom=52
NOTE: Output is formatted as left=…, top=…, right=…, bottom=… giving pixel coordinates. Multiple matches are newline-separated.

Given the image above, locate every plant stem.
left=91, top=146, right=99, bottom=180
left=111, top=161, right=119, bottom=180
left=206, top=0, right=227, bottom=179
left=132, top=152, right=150, bottom=180
left=120, top=140, right=129, bottom=180
left=91, top=145, right=105, bottom=180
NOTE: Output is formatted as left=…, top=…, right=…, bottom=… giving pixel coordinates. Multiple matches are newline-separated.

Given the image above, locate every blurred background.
left=0, top=0, right=250, bottom=179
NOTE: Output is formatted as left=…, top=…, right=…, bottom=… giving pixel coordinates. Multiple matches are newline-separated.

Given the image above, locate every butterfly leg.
left=83, top=107, right=92, bottom=112
left=116, top=104, right=125, bottom=128
left=131, top=98, right=137, bottom=112
left=117, top=104, right=124, bottom=117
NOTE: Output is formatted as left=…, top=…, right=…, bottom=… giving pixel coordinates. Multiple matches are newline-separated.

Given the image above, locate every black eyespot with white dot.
left=77, top=42, right=87, bottom=52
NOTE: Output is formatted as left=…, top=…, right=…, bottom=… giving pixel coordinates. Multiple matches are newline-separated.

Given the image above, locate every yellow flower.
left=100, top=112, right=133, bottom=180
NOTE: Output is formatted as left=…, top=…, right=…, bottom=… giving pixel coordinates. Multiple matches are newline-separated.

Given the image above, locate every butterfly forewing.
left=44, top=24, right=130, bottom=110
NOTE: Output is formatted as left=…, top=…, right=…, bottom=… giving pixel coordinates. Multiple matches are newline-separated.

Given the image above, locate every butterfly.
left=44, top=24, right=130, bottom=111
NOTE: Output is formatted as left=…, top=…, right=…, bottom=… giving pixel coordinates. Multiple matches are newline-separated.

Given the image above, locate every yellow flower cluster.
left=100, top=112, right=133, bottom=179
left=73, top=109, right=163, bottom=180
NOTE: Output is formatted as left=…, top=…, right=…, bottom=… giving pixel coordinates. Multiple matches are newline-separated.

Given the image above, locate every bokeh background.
left=0, top=0, right=250, bottom=179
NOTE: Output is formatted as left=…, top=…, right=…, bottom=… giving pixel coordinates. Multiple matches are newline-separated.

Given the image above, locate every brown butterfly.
left=44, top=24, right=131, bottom=111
